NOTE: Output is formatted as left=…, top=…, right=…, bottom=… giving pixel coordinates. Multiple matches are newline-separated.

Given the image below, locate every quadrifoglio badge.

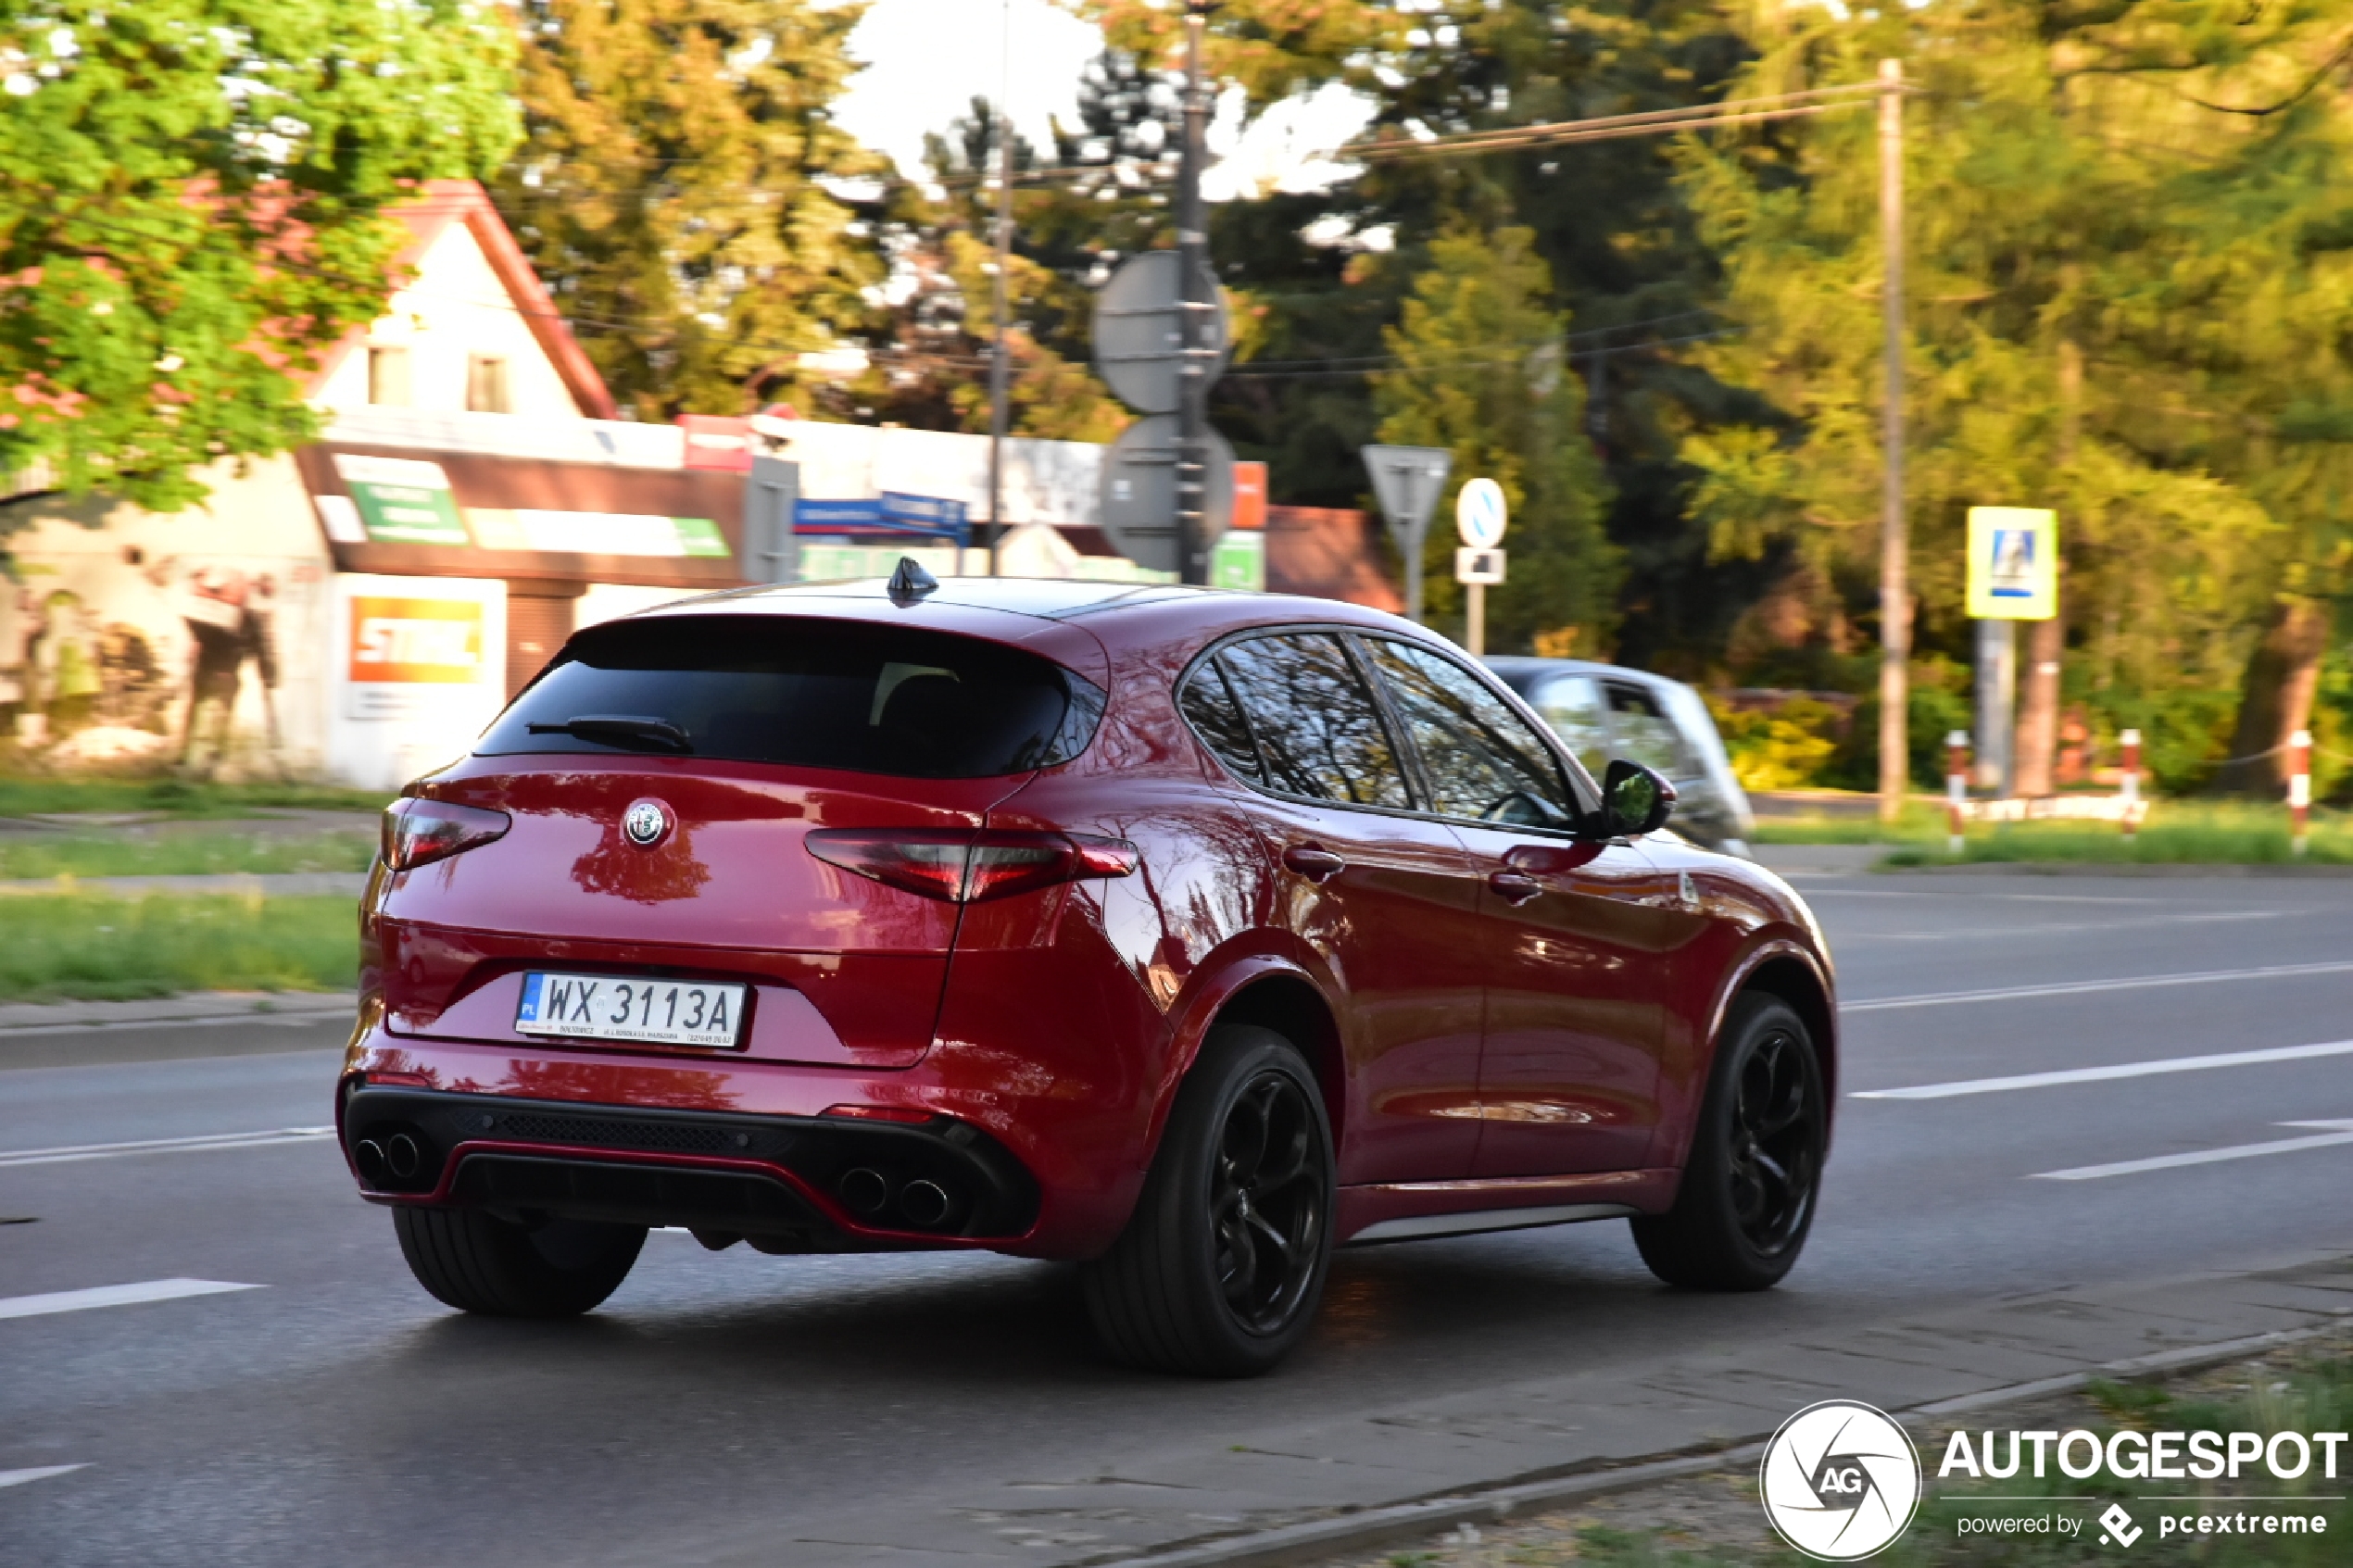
left=1760, top=1401, right=1923, bottom=1560
left=1760, top=1402, right=2347, bottom=1557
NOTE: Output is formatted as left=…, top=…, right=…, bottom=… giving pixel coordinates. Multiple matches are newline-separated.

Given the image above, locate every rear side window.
left=478, top=615, right=1105, bottom=779
left=1213, top=633, right=1411, bottom=809
left=1176, top=660, right=1262, bottom=782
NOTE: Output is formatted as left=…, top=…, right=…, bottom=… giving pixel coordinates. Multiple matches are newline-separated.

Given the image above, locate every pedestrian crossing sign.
left=1965, top=507, right=2057, bottom=621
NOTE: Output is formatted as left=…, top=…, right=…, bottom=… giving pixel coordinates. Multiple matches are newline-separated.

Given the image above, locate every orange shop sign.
left=348, top=596, right=486, bottom=684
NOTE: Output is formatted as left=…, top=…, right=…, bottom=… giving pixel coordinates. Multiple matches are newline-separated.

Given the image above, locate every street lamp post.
left=987, top=0, right=1014, bottom=577
left=1173, top=2, right=1214, bottom=586
left=1876, top=56, right=1908, bottom=824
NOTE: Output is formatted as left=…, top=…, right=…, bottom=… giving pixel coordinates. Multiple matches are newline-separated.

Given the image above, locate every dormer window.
left=368, top=346, right=411, bottom=408
left=467, top=355, right=510, bottom=415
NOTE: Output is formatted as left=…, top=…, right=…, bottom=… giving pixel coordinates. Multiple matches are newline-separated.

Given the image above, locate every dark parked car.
left=341, top=573, right=1836, bottom=1376
left=1487, top=658, right=1756, bottom=857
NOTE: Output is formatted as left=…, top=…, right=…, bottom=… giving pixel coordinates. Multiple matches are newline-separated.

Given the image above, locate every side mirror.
left=1599, top=759, right=1677, bottom=839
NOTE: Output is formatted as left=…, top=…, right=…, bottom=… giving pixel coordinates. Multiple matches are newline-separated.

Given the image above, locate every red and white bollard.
left=2289, top=728, right=2312, bottom=857
left=1946, top=730, right=1969, bottom=855
left=2119, top=728, right=2142, bottom=841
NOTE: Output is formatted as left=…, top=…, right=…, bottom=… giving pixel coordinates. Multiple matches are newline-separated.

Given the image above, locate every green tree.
left=495, top=0, right=881, bottom=420
left=1676, top=0, right=2347, bottom=786
left=0, top=0, right=518, bottom=509
left=1374, top=225, right=1618, bottom=654
left=1083, top=0, right=1410, bottom=107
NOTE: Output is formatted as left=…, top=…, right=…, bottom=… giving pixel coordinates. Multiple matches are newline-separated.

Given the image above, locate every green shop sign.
left=332, top=455, right=470, bottom=546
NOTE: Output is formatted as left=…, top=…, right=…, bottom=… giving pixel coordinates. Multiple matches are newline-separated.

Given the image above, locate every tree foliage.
left=843, top=54, right=1177, bottom=441
left=1679, top=0, right=2353, bottom=784
left=495, top=0, right=881, bottom=420
left=1374, top=226, right=1617, bottom=654
left=0, top=0, right=518, bottom=508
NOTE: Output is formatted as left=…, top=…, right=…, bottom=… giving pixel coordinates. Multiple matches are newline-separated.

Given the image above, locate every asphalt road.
left=7, top=872, right=2353, bottom=1566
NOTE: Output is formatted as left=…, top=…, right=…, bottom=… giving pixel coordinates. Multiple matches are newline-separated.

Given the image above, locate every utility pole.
left=986, top=0, right=1013, bottom=576
left=1173, top=2, right=1214, bottom=585
left=1877, top=56, right=1908, bottom=825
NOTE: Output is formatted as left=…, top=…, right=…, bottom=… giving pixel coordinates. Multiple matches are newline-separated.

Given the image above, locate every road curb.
left=1080, top=1317, right=2353, bottom=1568
left=0, top=990, right=358, bottom=1035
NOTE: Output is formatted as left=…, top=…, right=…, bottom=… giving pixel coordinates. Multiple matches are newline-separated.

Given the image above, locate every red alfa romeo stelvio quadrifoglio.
left=339, top=568, right=1837, bottom=1376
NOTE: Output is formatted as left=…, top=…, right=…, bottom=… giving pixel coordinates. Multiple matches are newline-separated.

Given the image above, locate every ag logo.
left=622, top=798, right=672, bottom=848
left=1759, top=1400, right=1922, bottom=1561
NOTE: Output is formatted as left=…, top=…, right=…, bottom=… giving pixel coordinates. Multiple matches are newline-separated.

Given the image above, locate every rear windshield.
left=477, top=615, right=1106, bottom=779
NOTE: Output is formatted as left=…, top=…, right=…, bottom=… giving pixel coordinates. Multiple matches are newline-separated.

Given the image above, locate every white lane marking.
left=0, top=1127, right=335, bottom=1167
left=1839, top=910, right=2284, bottom=944
left=0, top=1464, right=85, bottom=1488
left=0, top=1278, right=263, bottom=1321
left=2032, top=1123, right=2353, bottom=1182
left=1794, top=888, right=2169, bottom=903
left=1851, top=1038, right=2353, bottom=1101
left=1843, top=960, right=2353, bottom=1014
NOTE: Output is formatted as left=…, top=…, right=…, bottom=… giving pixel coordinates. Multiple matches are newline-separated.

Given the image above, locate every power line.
left=1219, top=326, right=1743, bottom=381
left=1336, top=81, right=1891, bottom=163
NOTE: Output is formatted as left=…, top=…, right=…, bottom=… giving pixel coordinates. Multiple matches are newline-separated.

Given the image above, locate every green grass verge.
left=1880, top=802, right=2353, bottom=867
left=1753, top=805, right=1946, bottom=847
left=1756, top=800, right=2353, bottom=865
left=0, top=830, right=376, bottom=880
left=0, top=775, right=391, bottom=820
left=0, top=893, right=357, bottom=1001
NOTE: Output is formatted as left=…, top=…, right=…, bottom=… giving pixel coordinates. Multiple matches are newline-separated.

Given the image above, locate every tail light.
left=806, top=829, right=1139, bottom=904
left=382, top=798, right=511, bottom=872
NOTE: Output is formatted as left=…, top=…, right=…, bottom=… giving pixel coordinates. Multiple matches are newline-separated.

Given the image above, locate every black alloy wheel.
left=1083, top=1024, right=1336, bottom=1376
left=1631, top=995, right=1824, bottom=1291
left=1726, top=1022, right=1819, bottom=1255
left=1211, top=1069, right=1327, bottom=1334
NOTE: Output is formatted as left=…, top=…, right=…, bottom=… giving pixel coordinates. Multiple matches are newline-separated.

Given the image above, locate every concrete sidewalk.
left=0, top=989, right=358, bottom=1035
left=721, top=1251, right=2353, bottom=1568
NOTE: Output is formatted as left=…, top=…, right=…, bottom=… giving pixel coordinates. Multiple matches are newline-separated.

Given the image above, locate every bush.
left=1706, top=694, right=1843, bottom=790
left=1827, top=680, right=1973, bottom=792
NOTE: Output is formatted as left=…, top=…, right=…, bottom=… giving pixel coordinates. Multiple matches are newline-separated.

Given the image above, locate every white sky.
left=833, top=0, right=1373, bottom=200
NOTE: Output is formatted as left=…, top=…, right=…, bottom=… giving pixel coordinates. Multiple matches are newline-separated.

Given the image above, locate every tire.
left=393, top=1205, right=646, bottom=1318
left=1082, top=1024, right=1336, bottom=1377
left=1632, top=995, right=1825, bottom=1291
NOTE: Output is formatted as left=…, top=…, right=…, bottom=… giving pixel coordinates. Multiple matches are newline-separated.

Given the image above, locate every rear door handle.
left=1488, top=869, right=1543, bottom=906
left=1282, top=845, right=1346, bottom=883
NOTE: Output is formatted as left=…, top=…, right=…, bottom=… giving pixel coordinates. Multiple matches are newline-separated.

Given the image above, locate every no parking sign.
left=1455, top=478, right=1508, bottom=549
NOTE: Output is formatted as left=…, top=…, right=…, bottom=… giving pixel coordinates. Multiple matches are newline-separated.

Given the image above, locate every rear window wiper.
left=526, top=714, right=693, bottom=754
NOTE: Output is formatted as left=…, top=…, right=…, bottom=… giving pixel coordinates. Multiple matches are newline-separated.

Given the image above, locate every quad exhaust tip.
left=837, top=1167, right=889, bottom=1217
left=354, top=1139, right=387, bottom=1184
left=836, top=1168, right=955, bottom=1229
left=386, top=1134, right=423, bottom=1181
left=899, top=1179, right=950, bottom=1228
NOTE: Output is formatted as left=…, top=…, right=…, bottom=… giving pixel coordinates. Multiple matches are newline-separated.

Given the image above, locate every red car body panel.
left=341, top=582, right=1834, bottom=1261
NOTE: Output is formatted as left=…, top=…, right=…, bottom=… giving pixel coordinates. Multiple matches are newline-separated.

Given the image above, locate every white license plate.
left=515, top=972, right=748, bottom=1049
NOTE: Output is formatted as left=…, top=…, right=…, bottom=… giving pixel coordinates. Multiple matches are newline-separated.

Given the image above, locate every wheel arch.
left=1204, top=972, right=1346, bottom=1149
left=1145, top=956, right=1346, bottom=1185
left=1726, top=948, right=1839, bottom=1126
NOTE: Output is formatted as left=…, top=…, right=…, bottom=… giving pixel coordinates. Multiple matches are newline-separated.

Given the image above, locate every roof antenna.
left=887, top=556, right=939, bottom=607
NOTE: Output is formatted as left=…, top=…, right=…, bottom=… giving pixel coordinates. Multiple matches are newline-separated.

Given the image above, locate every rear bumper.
left=340, top=1083, right=1040, bottom=1251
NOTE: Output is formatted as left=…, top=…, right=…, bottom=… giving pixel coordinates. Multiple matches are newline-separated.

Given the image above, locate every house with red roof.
left=0, top=180, right=1395, bottom=789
